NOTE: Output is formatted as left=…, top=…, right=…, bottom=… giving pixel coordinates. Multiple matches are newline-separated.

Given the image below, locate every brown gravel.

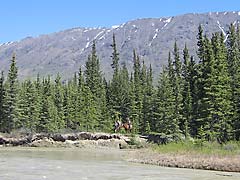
left=126, top=149, right=240, bottom=172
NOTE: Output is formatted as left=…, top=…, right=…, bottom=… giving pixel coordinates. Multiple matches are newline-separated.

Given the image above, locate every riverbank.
left=126, top=142, right=240, bottom=172
left=1, top=132, right=240, bottom=172
left=0, top=132, right=134, bottom=149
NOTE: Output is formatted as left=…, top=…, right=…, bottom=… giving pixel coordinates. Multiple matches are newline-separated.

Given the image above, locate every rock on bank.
left=0, top=132, right=130, bottom=148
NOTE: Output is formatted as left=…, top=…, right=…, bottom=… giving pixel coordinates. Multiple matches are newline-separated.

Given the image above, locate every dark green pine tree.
left=173, top=41, right=183, bottom=134
left=129, top=72, right=137, bottom=130
left=195, top=27, right=209, bottom=137
left=139, top=60, right=147, bottom=134
left=37, top=76, right=52, bottom=132
left=32, top=74, right=42, bottom=131
left=227, top=24, right=240, bottom=140
left=197, top=25, right=205, bottom=61
left=154, top=67, right=177, bottom=134
left=199, top=36, right=214, bottom=140
left=53, top=74, right=65, bottom=130
left=75, top=67, right=85, bottom=129
left=206, top=33, right=233, bottom=142
left=188, top=56, right=199, bottom=137
left=17, top=80, right=40, bottom=132
left=118, top=63, right=131, bottom=119
left=78, top=67, right=84, bottom=92
left=84, top=41, right=106, bottom=131
left=85, top=41, right=102, bottom=96
left=132, top=50, right=143, bottom=133
left=3, top=54, right=18, bottom=132
left=167, top=52, right=175, bottom=85
left=141, top=64, right=154, bottom=134
left=111, top=33, right=120, bottom=74
left=0, top=71, right=5, bottom=131
left=181, top=44, right=192, bottom=138
left=15, top=81, right=28, bottom=129
left=109, top=34, right=122, bottom=119
left=80, top=85, right=98, bottom=131
left=64, top=77, right=79, bottom=130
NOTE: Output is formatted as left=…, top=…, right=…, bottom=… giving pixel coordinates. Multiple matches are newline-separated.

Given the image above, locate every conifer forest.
left=1, top=24, right=240, bottom=143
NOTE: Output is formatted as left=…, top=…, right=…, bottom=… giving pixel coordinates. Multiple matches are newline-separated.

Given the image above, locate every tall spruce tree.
left=84, top=41, right=106, bottom=131
left=85, top=41, right=102, bottom=96
left=207, top=33, right=233, bottom=142
left=16, top=80, right=40, bottom=132
left=109, top=34, right=121, bottom=119
left=154, top=67, right=177, bottom=134
left=3, top=54, right=18, bottom=132
left=53, top=74, right=65, bottom=130
left=111, top=33, right=120, bottom=74
left=37, top=76, right=52, bottom=132
left=173, top=41, right=183, bottom=134
left=195, top=27, right=209, bottom=137
left=132, top=50, right=143, bottom=133
left=181, top=44, right=192, bottom=138
left=0, top=71, right=5, bottom=131
left=64, top=77, right=79, bottom=130
left=142, top=64, right=154, bottom=134
left=188, top=56, right=199, bottom=137
left=227, top=24, right=240, bottom=140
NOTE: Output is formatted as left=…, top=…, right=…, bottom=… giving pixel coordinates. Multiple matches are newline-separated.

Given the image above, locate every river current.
left=0, top=147, right=239, bottom=180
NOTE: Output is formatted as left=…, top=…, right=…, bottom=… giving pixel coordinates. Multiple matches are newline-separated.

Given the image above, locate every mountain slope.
left=0, top=11, right=240, bottom=80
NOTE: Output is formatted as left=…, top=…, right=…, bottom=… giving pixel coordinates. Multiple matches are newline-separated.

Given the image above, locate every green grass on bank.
left=152, top=140, right=240, bottom=156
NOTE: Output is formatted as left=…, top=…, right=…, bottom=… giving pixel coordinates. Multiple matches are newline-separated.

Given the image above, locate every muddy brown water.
left=0, top=147, right=239, bottom=180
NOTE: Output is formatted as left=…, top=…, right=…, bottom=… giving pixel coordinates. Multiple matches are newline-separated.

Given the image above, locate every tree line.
left=0, top=24, right=240, bottom=142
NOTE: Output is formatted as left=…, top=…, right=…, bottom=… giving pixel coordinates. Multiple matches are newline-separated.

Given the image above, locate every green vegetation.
left=0, top=24, right=240, bottom=146
left=152, top=140, right=240, bottom=156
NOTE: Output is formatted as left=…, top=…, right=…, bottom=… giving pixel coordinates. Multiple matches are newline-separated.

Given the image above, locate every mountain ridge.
left=0, top=11, right=240, bottom=80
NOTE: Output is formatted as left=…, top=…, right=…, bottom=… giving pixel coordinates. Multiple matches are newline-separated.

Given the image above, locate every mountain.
left=0, top=11, right=240, bottom=80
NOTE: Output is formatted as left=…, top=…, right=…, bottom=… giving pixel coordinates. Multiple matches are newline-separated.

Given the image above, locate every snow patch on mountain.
left=153, top=33, right=158, bottom=40
left=120, top=23, right=126, bottom=28
left=162, top=17, right=172, bottom=29
left=112, top=25, right=120, bottom=29
left=85, top=42, right=90, bottom=49
left=99, top=35, right=105, bottom=40
left=94, top=30, right=105, bottom=40
left=164, top=17, right=172, bottom=23
left=217, top=21, right=226, bottom=36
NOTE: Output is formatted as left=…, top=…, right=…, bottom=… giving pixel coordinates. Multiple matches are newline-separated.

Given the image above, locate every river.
left=0, top=147, right=239, bottom=180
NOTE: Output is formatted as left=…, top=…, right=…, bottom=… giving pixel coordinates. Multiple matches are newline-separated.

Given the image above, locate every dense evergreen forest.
left=0, top=24, right=240, bottom=143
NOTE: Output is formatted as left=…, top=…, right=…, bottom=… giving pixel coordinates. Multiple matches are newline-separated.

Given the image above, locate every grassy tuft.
left=152, top=140, right=240, bottom=156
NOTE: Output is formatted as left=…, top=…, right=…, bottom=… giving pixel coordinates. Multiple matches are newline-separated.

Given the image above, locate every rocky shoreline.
left=1, top=132, right=240, bottom=172
left=127, top=149, right=240, bottom=172
left=0, top=132, right=132, bottom=149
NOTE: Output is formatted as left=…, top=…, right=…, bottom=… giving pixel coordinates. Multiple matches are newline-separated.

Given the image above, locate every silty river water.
left=0, top=147, right=239, bottom=180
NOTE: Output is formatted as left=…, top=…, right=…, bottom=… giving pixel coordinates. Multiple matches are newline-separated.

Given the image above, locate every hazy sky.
left=0, top=0, right=240, bottom=43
